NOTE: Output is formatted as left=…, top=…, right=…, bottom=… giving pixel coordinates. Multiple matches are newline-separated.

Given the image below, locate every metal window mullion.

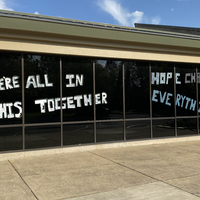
left=60, top=57, right=63, bottom=146
left=93, top=61, right=96, bottom=143
left=21, top=54, right=25, bottom=150
left=122, top=63, right=126, bottom=141
left=149, top=63, right=153, bottom=138
left=174, top=65, right=177, bottom=137
left=196, top=67, right=199, bottom=134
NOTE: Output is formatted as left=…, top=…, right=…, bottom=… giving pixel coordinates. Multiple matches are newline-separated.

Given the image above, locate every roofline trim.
left=1, top=9, right=200, bottom=41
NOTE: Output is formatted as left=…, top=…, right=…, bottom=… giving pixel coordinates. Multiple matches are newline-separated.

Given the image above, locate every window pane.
left=125, top=61, right=150, bottom=118
left=63, top=123, right=94, bottom=145
left=126, top=120, right=151, bottom=140
left=96, top=122, right=124, bottom=143
left=95, top=60, right=123, bottom=120
left=0, top=53, right=22, bottom=125
left=151, top=62, right=174, bottom=117
left=177, top=118, right=197, bottom=136
left=176, top=64, right=196, bottom=116
left=62, top=57, right=94, bottom=122
left=25, top=125, right=61, bottom=149
left=152, top=119, right=175, bottom=137
left=24, top=55, right=60, bottom=123
left=0, top=127, right=22, bottom=151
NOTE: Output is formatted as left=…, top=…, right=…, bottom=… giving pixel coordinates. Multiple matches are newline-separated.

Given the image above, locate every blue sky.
left=0, top=0, right=200, bottom=28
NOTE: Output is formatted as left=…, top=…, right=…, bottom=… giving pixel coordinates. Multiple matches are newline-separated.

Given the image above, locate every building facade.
left=1, top=10, right=200, bottom=155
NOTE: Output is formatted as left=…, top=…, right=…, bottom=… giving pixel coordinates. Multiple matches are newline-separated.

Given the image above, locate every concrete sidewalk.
left=1, top=140, right=200, bottom=200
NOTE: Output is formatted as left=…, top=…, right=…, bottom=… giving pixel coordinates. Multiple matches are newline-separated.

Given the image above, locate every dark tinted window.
left=96, top=121, right=124, bottom=143
left=24, top=55, right=60, bottom=123
left=152, top=119, right=175, bottom=137
left=0, top=127, right=22, bottom=151
left=62, top=57, right=94, bottom=122
left=25, top=125, right=61, bottom=149
left=151, top=62, right=174, bottom=117
left=95, top=60, right=123, bottom=120
left=125, top=61, right=150, bottom=118
left=177, top=118, right=197, bottom=136
left=63, top=123, right=94, bottom=145
left=0, top=53, right=22, bottom=125
left=126, top=120, right=150, bottom=140
left=176, top=64, right=196, bottom=116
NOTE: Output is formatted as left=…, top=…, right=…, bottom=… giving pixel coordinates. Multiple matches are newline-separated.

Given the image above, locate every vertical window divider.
left=149, top=63, right=153, bottom=139
left=22, top=54, right=25, bottom=150
left=122, top=62, right=126, bottom=141
left=93, top=61, right=96, bottom=143
left=60, top=57, right=63, bottom=146
left=174, top=64, right=177, bottom=137
left=196, top=67, right=199, bottom=134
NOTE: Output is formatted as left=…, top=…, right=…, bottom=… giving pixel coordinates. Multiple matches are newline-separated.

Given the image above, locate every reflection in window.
left=25, top=125, right=61, bottom=149
left=151, top=62, right=174, bottom=117
left=126, top=120, right=150, bottom=140
left=96, top=122, right=124, bottom=143
left=63, top=123, right=94, bottom=145
left=177, top=118, right=197, bottom=136
left=95, top=60, right=123, bottom=120
left=0, top=127, right=22, bottom=151
left=152, top=119, right=175, bottom=137
left=125, top=61, right=150, bottom=118
left=0, top=53, right=22, bottom=125
left=24, top=55, right=60, bottom=123
left=62, top=57, right=94, bottom=122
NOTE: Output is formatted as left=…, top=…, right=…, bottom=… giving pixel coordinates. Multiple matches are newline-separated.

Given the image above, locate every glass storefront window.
left=125, top=61, right=150, bottom=118
left=176, top=64, right=196, bottom=116
left=63, top=123, right=94, bottom=145
left=0, top=52, right=200, bottom=153
left=25, top=125, right=61, bottom=149
left=24, top=55, right=60, bottom=123
left=152, top=119, right=175, bottom=137
left=0, top=127, right=22, bottom=151
left=177, top=118, right=197, bottom=136
left=62, top=57, right=94, bottom=122
left=126, top=120, right=151, bottom=140
left=95, top=60, right=123, bottom=120
left=96, top=121, right=124, bottom=143
left=151, top=62, right=174, bottom=117
left=0, top=53, right=22, bottom=125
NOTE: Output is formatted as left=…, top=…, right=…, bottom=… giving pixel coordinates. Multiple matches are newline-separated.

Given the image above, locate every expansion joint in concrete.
left=8, top=160, right=39, bottom=200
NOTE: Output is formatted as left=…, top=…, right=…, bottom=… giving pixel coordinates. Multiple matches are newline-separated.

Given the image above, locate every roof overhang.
left=0, top=10, right=200, bottom=63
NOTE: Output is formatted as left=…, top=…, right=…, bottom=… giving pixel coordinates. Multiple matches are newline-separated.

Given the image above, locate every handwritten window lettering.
left=0, top=76, right=20, bottom=90
left=152, top=72, right=199, bottom=113
left=26, top=74, right=53, bottom=88
left=34, top=92, right=107, bottom=113
left=0, top=73, right=107, bottom=119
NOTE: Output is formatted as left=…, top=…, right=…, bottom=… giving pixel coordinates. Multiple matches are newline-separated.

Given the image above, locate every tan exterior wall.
left=1, top=39, right=200, bottom=64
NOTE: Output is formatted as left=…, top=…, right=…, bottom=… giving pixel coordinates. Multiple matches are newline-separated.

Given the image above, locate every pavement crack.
left=8, top=160, right=39, bottom=200
left=89, top=151, right=200, bottom=199
left=89, top=151, right=160, bottom=182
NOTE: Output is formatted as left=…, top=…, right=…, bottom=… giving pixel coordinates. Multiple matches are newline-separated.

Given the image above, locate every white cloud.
left=0, top=0, right=13, bottom=11
left=34, top=11, right=39, bottom=14
left=151, top=16, right=161, bottom=24
left=127, top=11, right=144, bottom=26
left=97, top=0, right=129, bottom=26
left=97, top=0, right=161, bottom=27
left=171, top=8, right=174, bottom=11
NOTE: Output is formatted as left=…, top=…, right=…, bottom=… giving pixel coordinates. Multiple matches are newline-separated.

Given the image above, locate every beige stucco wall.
left=1, top=39, right=200, bottom=64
